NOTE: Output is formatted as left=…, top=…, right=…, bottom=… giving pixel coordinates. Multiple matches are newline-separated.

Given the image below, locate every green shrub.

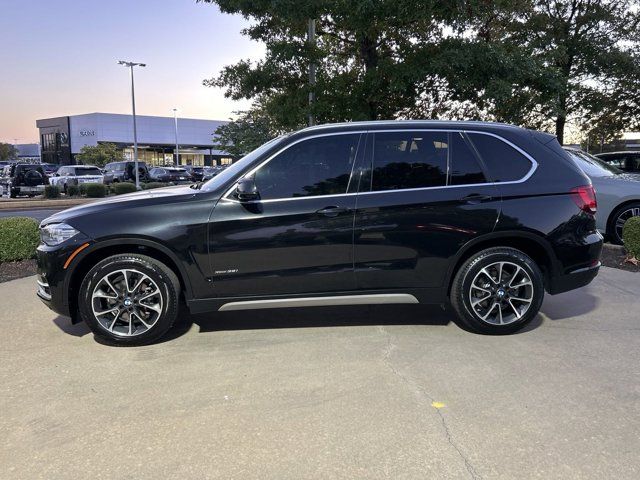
left=66, top=184, right=80, bottom=197
left=142, top=182, right=167, bottom=190
left=83, top=183, right=107, bottom=198
left=43, top=185, right=60, bottom=199
left=623, top=216, right=640, bottom=258
left=0, top=217, right=40, bottom=262
left=112, top=182, right=137, bottom=195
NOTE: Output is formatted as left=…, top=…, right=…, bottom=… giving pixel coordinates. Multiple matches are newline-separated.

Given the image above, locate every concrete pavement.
left=0, top=267, right=639, bottom=479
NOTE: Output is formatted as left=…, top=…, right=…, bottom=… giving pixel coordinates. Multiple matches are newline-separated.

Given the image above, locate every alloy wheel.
left=615, top=207, right=640, bottom=243
left=468, top=261, right=534, bottom=325
left=91, top=269, right=164, bottom=337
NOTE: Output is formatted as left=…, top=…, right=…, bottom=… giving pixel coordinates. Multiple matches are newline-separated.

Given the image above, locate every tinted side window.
left=371, top=132, right=448, bottom=191
left=254, top=134, right=360, bottom=200
left=468, top=133, right=532, bottom=182
left=450, top=132, right=487, bottom=185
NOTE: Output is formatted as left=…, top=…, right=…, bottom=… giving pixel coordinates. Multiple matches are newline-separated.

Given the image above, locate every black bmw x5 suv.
left=37, top=121, right=603, bottom=345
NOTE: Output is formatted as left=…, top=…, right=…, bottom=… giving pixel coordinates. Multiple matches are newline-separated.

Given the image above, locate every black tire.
left=607, top=202, right=640, bottom=245
left=450, top=247, right=544, bottom=335
left=78, top=254, right=180, bottom=346
left=9, top=187, right=18, bottom=198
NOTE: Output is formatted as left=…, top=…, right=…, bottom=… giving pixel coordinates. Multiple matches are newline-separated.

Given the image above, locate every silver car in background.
left=49, top=165, right=104, bottom=193
left=564, top=147, right=640, bottom=244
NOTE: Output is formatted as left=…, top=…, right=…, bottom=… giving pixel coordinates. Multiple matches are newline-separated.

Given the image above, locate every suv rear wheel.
left=450, top=247, right=544, bottom=335
left=78, top=254, right=180, bottom=346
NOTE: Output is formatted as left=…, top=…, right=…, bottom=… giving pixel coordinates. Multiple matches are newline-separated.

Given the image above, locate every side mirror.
left=236, top=176, right=259, bottom=202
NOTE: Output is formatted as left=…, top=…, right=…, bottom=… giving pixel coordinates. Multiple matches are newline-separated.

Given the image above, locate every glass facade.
left=121, top=147, right=229, bottom=167
left=37, top=114, right=234, bottom=166
left=37, top=116, right=72, bottom=165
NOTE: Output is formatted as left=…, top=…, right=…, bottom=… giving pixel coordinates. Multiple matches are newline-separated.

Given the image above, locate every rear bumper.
left=16, top=185, right=45, bottom=193
left=547, top=261, right=601, bottom=295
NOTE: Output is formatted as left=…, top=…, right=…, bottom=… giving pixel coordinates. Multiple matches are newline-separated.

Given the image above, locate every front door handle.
left=460, top=194, right=492, bottom=205
left=316, top=206, right=349, bottom=217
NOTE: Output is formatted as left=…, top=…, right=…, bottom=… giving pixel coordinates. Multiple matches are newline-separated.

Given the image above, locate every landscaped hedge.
left=66, top=184, right=80, bottom=197
left=43, top=185, right=60, bottom=199
left=142, top=182, right=167, bottom=190
left=0, top=217, right=40, bottom=263
left=82, top=183, right=107, bottom=198
left=623, top=216, right=640, bottom=258
left=112, top=182, right=137, bottom=195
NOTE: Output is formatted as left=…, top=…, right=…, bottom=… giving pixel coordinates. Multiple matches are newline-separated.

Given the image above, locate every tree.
left=201, top=0, right=640, bottom=144
left=75, top=143, right=123, bottom=167
left=438, top=0, right=640, bottom=144
left=213, top=107, right=281, bottom=157
left=0, top=142, right=18, bottom=161
left=200, top=0, right=462, bottom=131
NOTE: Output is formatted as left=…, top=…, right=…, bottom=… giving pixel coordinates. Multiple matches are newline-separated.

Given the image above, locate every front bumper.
left=36, top=238, right=92, bottom=319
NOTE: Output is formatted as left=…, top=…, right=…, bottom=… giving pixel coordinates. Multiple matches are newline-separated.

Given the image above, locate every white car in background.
left=564, top=147, right=640, bottom=244
left=49, top=165, right=104, bottom=193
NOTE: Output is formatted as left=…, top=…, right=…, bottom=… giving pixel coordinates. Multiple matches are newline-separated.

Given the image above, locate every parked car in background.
left=564, top=147, right=640, bottom=244
left=37, top=121, right=602, bottom=346
left=39, top=163, right=60, bottom=176
left=102, top=161, right=149, bottom=184
left=204, top=165, right=227, bottom=180
left=49, top=165, right=104, bottom=192
left=595, top=151, right=640, bottom=174
left=0, top=163, right=49, bottom=198
left=183, top=165, right=206, bottom=181
left=148, top=167, right=192, bottom=184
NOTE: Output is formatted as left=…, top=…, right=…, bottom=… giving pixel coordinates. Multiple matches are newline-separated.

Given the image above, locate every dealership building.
left=36, top=113, right=232, bottom=167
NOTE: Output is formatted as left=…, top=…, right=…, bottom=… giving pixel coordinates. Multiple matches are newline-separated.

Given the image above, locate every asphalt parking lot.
left=1, top=267, right=639, bottom=479
left=0, top=208, right=61, bottom=222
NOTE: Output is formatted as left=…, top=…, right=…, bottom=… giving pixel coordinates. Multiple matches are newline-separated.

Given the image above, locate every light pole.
left=172, top=108, right=179, bottom=166
left=118, top=60, right=146, bottom=189
left=307, top=18, right=316, bottom=127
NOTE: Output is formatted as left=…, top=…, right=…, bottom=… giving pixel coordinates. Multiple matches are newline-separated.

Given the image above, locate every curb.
left=602, top=243, right=625, bottom=253
left=0, top=198, right=97, bottom=211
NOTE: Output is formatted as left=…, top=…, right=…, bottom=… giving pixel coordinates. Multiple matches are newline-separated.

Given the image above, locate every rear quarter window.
left=467, top=133, right=533, bottom=182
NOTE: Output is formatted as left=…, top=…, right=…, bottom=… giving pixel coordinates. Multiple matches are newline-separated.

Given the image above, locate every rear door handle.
left=316, top=206, right=349, bottom=217
left=460, top=194, right=492, bottom=204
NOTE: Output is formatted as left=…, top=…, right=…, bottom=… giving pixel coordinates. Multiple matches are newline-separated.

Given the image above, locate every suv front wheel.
left=78, top=254, right=180, bottom=346
left=450, top=247, right=544, bottom=335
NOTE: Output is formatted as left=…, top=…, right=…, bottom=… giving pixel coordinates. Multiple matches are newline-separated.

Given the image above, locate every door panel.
left=208, top=196, right=357, bottom=296
left=354, top=130, right=501, bottom=290
left=207, top=133, right=363, bottom=297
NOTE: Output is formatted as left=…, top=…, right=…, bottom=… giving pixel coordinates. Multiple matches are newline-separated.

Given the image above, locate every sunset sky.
left=0, top=0, right=263, bottom=143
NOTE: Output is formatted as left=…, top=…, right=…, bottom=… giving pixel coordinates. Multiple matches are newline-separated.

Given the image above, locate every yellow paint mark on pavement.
left=431, top=401, right=446, bottom=409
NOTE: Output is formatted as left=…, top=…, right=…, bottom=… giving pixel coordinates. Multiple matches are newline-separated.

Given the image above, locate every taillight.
left=571, top=185, right=597, bottom=215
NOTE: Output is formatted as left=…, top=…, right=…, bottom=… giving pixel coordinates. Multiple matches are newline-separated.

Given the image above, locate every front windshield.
left=200, top=135, right=287, bottom=192
left=565, top=149, right=622, bottom=177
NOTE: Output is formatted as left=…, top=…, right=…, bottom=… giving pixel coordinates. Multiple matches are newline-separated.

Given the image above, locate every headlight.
left=40, top=223, right=79, bottom=246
